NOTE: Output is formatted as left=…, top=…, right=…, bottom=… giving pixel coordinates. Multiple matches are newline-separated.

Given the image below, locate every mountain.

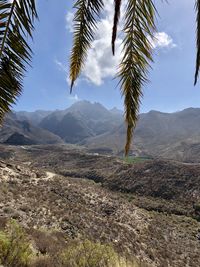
left=84, top=107, right=200, bottom=161
left=110, top=107, right=123, bottom=115
left=0, top=113, right=63, bottom=145
left=39, top=101, right=123, bottom=143
left=16, top=110, right=52, bottom=125
left=1, top=101, right=123, bottom=146
left=67, top=100, right=111, bottom=120
left=6, top=102, right=200, bottom=162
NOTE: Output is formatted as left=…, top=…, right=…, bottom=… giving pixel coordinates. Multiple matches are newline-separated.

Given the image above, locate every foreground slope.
left=0, top=145, right=200, bottom=266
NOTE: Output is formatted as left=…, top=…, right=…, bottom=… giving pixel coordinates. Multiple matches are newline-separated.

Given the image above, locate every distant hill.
left=0, top=113, right=63, bottom=145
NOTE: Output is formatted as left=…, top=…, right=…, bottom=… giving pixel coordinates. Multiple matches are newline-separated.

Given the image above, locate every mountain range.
left=1, top=101, right=200, bottom=162
left=0, top=113, right=63, bottom=145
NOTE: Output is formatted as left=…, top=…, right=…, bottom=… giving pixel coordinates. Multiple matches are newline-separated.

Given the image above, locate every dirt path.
left=45, top=171, right=56, bottom=180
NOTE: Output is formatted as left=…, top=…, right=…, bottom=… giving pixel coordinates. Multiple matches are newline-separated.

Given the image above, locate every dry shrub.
left=30, top=256, right=53, bottom=267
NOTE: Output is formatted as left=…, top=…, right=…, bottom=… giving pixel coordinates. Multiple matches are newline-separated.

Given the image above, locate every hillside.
left=0, top=144, right=200, bottom=266
left=84, top=107, right=200, bottom=161
left=16, top=110, right=52, bottom=125
left=39, top=101, right=122, bottom=142
left=0, top=113, right=63, bottom=145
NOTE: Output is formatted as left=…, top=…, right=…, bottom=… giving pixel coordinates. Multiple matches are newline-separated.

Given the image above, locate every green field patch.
left=123, top=156, right=152, bottom=164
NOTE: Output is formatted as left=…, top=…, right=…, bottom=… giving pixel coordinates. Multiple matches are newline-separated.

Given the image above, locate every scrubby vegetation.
left=0, top=221, right=143, bottom=267
left=1, top=146, right=200, bottom=266
left=0, top=221, right=32, bottom=267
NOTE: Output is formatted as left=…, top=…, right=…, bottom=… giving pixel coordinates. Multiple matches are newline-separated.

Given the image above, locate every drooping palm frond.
left=70, top=0, right=104, bottom=91
left=195, top=0, right=200, bottom=85
left=112, top=0, right=122, bottom=55
left=119, top=0, right=156, bottom=156
left=0, top=0, right=37, bottom=122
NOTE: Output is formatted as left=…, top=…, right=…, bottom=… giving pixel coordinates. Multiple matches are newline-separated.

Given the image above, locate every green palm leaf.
left=70, top=0, right=104, bottom=91
left=119, top=0, right=156, bottom=156
left=0, top=0, right=37, bottom=122
left=112, top=0, right=122, bottom=55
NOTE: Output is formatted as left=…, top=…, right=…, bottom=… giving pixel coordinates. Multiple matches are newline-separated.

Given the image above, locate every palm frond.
left=119, top=0, right=156, bottom=156
left=112, top=0, right=122, bottom=55
left=70, top=0, right=104, bottom=91
left=0, top=0, right=37, bottom=122
left=195, top=0, right=200, bottom=85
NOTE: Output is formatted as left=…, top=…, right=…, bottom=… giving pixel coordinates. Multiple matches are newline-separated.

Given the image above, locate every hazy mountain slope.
left=8, top=102, right=200, bottom=161
left=54, top=112, right=94, bottom=143
left=16, top=110, right=52, bottom=125
left=67, top=100, right=111, bottom=120
left=39, top=101, right=123, bottom=142
left=84, top=108, right=200, bottom=161
left=110, top=107, right=123, bottom=115
left=40, top=112, right=94, bottom=143
left=0, top=113, right=63, bottom=145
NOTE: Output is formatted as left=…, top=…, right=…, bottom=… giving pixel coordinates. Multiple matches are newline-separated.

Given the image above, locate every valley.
left=0, top=144, right=200, bottom=266
left=1, top=102, right=200, bottom=266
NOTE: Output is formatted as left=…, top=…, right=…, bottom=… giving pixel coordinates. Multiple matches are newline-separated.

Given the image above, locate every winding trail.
left=45, top=171, right=56, bottom=180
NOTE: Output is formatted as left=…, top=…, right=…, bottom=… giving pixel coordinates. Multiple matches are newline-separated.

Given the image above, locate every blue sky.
left=14, top=0, right=200, bottom=113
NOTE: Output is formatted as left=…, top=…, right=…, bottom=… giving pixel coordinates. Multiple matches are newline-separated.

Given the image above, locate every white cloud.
left=66, top=12, right=74, bottom=32
left=66, top=1, right=176, bottom=86
left=151, top=32, right=176, bottom=49
left=82, top=19, right=122, bottom=85
left=66, top=0, right=123, bottom=86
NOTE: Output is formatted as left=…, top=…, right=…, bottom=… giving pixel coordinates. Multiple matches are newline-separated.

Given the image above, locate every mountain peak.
left=110, top=107, right=123, bottom=115
left=70, top=100, right=107, bottom=110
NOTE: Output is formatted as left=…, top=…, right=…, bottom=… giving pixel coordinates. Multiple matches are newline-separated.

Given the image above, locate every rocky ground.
left=0, top=144, right=200, bottom=266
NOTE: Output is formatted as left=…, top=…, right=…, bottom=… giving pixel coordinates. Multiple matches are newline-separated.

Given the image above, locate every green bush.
left=0, top=221, right=145, bottom=267
left=0, top=220, right=32, bottom=267
left=123, top=156, right=150, bottom=164
left=59, top=240, right=118, bottom=267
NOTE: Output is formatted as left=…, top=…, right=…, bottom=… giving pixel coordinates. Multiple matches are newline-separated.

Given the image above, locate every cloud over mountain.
left=66, top=0, right=176, bottom=86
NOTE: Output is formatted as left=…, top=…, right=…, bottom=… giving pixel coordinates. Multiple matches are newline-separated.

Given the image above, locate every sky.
left=14, top=0, right=200, bottom=113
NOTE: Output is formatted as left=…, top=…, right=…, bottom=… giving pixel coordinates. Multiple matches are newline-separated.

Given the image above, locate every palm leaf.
left=0, top=0, right=37, bottom=122
left=112, top=0, right=122, bottom=55
left=119, top=0, right=156, bottom=156
left=195, top=0, right=200, bottom=85
left=70, top=0, right=104, bottom=91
